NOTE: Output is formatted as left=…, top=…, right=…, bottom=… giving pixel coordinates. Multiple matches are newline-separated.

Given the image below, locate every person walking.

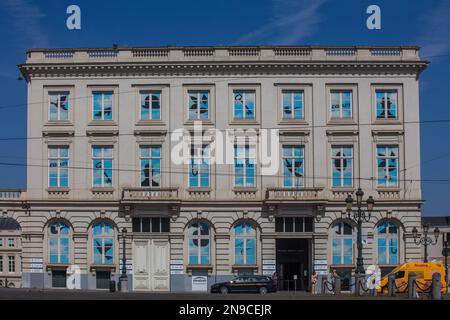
left=272, top=272, right=279, bottom=291
left=311, top=271, right=318, bottom=294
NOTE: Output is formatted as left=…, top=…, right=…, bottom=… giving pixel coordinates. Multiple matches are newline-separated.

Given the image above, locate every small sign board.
left=31, top=258, right=43, bottom=263
left=170, top=270, right=184, bottom=275
left=192, top=276, right=208, bottom=292
left=314, top=260, right=328, bottom=265
left=263, top=265, right=276, bottom=270
left=170, top=265, right=184, bottom=270
left=314, top=265, right=328, bottom=271
left=262, top=270, right=274, bottom=276
left=263, top=260, right=276, bottom=265
left=170, top=260, right=183, bottom=265
left=293, top=274, right=298, bottom=280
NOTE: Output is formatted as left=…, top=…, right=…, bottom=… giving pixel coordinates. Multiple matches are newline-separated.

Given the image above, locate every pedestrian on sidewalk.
left=311, top=271, right=318, bottom=294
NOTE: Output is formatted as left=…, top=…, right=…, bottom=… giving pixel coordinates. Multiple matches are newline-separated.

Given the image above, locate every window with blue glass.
left=48, top=222, right=70, bottom=264
left=92, top=92, right=113, bottom=120
left=234, top=145, right=256, bottom=187
left=48, top=147, right=69, bottom=188
left=282, top=90, right=304, bottom=119
left=140, top=91, right=161, bottom=120
left=189, top=145, right=210, bottom=188
left=330, top=90, right=352, bottom=119
left=188, top=91, right=209, bottom=120
left=377, top=222, right=398, bottom=265
left=49, top=92, right=69, bottom=121
left=332, top=146, right=353, bottom=188
left=140, top=147, right=161, bottom=187
left=332, top=222, right=353, bottom=265
left=283, top=145, right=304, bottom=187
left=234, top=222, right=256, bottom=265
left=376, top=90, right=397, bottom=119
left=92, top=147, right=113, bottom=187
left=376, top=146, right=399, bottom=187
left=92, top=221, right=114, bottom=265
left=233, top=90, right=255, bottom=120
left=188, top=221, right=210, bottom=265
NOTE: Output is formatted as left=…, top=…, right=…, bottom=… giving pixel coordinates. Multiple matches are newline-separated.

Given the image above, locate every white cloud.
left=1, top=0, right=49, bottom=48
left=234, top=0, right=328, bottom=45
left=416, top=0, right=450, bottom=59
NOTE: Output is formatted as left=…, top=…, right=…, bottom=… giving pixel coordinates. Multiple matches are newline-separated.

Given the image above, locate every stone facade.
left=0, top=46, right=427, bottom=291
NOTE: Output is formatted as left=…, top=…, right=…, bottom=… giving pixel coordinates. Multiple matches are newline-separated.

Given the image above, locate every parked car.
left=210, top=275, right=277, bottom=294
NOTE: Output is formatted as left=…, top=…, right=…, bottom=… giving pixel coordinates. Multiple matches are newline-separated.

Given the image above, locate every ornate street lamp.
left=345, top=188, right=375, bottom=276
left=412, top=224, right=439, bottom=262
left=118, top=227, right=128, bottom=292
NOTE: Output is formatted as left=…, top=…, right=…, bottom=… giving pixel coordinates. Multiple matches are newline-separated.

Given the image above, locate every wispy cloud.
left=235, top=0, right=328, bottom=45
left=1, top=0, right=48, bottom=48
left=416, top=0, right=450, bottom=59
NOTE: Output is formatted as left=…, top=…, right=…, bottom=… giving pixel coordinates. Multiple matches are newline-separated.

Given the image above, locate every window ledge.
left=232, top=264, right=258, bottom=270
left=279, top=119, right=308, bottom=125
left=90, top=264, right=116, bottom=272
left=184, top=120, right=214, bottom=126
left=44, top=121, right=74, bottom=127
left=327, top=119, right=356, bottom=125
left=46, top=263, right=70, bottom=271
left=373, top=120, right=402, bottom=125
left=135, top=120, right=166, bottom=126
left=187, top=264, right=213, bottom=270
left=230, top=120, right=259, bottom=125
left=233, top=187, right=258, bottom=192
left=88, top=120, right=118, bottom=127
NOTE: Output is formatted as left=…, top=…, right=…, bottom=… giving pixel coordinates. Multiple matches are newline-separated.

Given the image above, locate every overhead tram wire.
left=0, top=160, right=449, bottom=184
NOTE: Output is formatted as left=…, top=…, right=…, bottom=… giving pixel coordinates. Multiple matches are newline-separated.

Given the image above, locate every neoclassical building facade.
left=0, top=46, right=426, bottom=291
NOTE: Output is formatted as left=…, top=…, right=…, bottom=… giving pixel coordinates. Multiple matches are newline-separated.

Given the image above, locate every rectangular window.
left=330, top=90, right=352, bottom=119
left=376, top=90, right=397, bottom=119
left=92, top=146, right=113, bottom=187
left=92, top=92, right=113, bottom=120
left=132, top=217, right=170, bottom=233
left=377, top=146, right=399, bottom=187
left=234, top=145, right=256, bottom=187
left=0, top=256, right=2, bottom=273
left=8, top=239, right=14, bottom=248
left=0, top=238, right=3, bottom=247
left=140, top=91, right=161, bottom=120
left=188, top=91, right=209, bottom=120
left=48, top=147, right=69, bottom=188
left=283, top=145, right=304, bottom=187
left=140, top=147, right=161, bottom=187
left=233, top=90, right=255, bottom=120
left=332, top=146, right=353, bottom=188
left=282, top=90, right=304, bottom=119
left=275, top=217, right=313, bottom=233
left=332, top=239, right=353, bottom=265
left=8, top=256, right=15, bottom=273
left=189, top=145, right=210, bottom=188
left=49, top=92, right=69, bottom=121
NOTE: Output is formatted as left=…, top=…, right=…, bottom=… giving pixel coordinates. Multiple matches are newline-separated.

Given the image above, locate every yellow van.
left=378, top=262, right=447, bottom=294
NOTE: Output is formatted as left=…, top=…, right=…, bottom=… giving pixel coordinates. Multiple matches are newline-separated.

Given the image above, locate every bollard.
left=321, top=277, right=327, bottom=294
left=334, top=276, right=341, bottom=295
left=388, top=274, right=396, bottom=297
left=355, top=275, right=363, bottom=296
left=408, top=272, right=417, bottom=299
left=431, top=273, right=442, bottom=300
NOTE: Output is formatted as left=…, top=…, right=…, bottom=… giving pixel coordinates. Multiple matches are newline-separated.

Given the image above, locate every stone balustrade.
left=122, top=187, right=179, bottom=201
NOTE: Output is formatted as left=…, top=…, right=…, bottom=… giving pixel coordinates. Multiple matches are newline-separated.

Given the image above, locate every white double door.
left=132, top=239, right=170, bottom=291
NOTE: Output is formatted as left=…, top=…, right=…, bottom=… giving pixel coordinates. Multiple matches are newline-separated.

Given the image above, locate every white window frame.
left=92, top=146, right=113, bottom=188
left=282, top=90, right=304, bottom=119
left=48, top=92, right=70, bottom=121
left=140, top=91, right=162, bottom=121
left=233, top=144, right=256, bottom=187
left=139, top=146, right=161, bottom=188
left=188, top=90, right=210, bottom=120
left=331, top=146, right=354, bottom=188
left=48, top=147, right=69, bottom=188
left=330, top=90, right=352, bottom=119
left=233, top=90, right=256, bottom=120
left=92, top=91, right=114, bottom=121
left=376, top=145, right=399, bottom=187
left=8, top=256, right=15, bottom=273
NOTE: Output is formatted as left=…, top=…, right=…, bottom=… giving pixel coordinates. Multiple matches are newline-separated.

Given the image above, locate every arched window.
left=92, top=221, right=114, bottom=265
left=234, top=222, right=256, bottom=265
left=188, top=221, right=210, bottom=265
left=48, top=221, right=70, bottom=264
left=377, top=221, right=399, bottom=265
left=332, top=221, right=354, bottom=265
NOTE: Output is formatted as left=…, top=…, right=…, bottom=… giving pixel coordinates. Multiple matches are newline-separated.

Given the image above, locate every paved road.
left=0, top=288, right=442, bottom=300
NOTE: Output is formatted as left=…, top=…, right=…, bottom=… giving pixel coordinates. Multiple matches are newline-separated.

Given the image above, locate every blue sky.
left=0, top=0, right=450, bottom=215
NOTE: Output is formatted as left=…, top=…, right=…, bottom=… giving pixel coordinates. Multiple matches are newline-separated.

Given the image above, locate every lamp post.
left=119, top=227, right=128, bottom=292
left=345, top=188, right=375, bottom=275
left=442, top=238, right=449, bottom=291
left=412, top=224, right=439, bottom=262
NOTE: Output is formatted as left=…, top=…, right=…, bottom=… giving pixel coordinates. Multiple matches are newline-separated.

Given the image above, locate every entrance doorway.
left=132, top=239, right=170, bottom=291
left=276, top=238, right=310, bottom=291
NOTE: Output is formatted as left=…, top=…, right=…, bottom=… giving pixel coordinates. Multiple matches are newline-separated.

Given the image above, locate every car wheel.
left=259, top=287, right=268, bottom=295
left=220, top=287, right=228, bottom=294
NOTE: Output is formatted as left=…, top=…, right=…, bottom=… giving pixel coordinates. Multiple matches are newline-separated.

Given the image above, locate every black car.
left=210, top=276, right=277, bottom=294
